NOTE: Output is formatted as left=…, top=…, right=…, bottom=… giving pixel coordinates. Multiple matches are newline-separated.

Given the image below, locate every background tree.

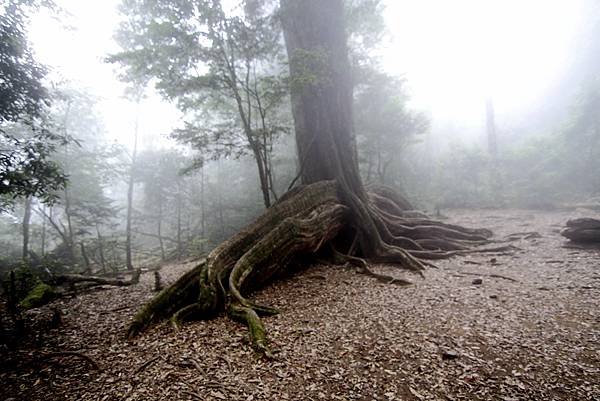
left=0, top=0, right=67, bottom=210
left=109, top=0, right=288, bottom=208
left=38, top=87, right=120, bottom=268
left=355, top=72, right=429, bottom=185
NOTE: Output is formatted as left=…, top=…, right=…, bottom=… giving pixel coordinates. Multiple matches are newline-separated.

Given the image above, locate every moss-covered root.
left=228, top=303, right=273, bottom=359
left=170, top=302, right=205, bottom=330
left=228, top=202, right=349, bottom=310
left=20, top=282, right=58, bottom=309
left=127, top=261, right=207, bottom=338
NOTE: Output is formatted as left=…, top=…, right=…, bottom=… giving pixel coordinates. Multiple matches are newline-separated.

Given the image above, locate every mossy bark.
left=20, top=282, right=58, bottom=309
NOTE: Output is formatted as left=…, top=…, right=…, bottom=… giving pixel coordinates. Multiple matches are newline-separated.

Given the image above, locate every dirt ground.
left=2, top=209, right=599, bottom=401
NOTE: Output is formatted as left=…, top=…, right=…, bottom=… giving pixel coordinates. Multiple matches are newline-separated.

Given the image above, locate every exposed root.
left=128, top=262, right=206, bottom=338
left=38, top=351, right=100, bottom=371
left=134, top=355, right=161, bottom=375
left=228, top=303, right=272, bottom=359
left=127, top=180, right=492, bottom=356
left=332, top=247, right=412, bottom=286
left=455, top=244, right=520, bottom=255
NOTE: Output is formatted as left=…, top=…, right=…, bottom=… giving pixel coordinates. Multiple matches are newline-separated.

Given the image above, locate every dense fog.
left=2, top=0, right=598, bottom=266
left=1, top=2, right=600, bottom=399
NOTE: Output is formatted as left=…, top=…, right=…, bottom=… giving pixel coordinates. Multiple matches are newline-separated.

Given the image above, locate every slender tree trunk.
left=218, top=190, right=225, bottom=239
left=95, top=224, right=106, bottom=274
left=80, top=242, right=91, bottom=275
left=22, top=197, right=32, bottom=260
left=256, top=75, right=279, bottom=203
left=216, top=163, right=226, bottom=239
left=125, top=110, right=139, bottom=271
left=485, top=97, right=502, bottom=201
left=63, top=187, right=76, bottom=263
left=40, top=205, right=46, bottom=256
left=200, top=166, right=206, bottom=253
left=486, top=97, right=498, bottom=159
left=176, top=181, right=182, bottom=260
left=157, top=200, right=165, bottom=262
left=60, top=102, right=76, bottom=263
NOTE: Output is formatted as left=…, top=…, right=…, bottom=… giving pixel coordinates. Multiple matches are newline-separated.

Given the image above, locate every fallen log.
left=54, top=271, right=141, bottom=287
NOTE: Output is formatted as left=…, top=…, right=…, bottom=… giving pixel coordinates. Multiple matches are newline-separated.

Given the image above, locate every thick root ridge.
left=228, top=202, right=348, bottom=308
left=228, top=303, right=271, bottom=358
left=127, top=261, right=206, bottom=338
left=127, top=180, right=492, bottom=356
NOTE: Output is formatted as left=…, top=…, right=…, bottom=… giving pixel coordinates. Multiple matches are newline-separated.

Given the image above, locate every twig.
left=218, top=355, right=232, bottom=372
left=100, top=305, right=132, bottom=315
left=187, top=357, right=204, bottom=373
left=457, top=271, right=519, bottom=283
left=134, top=355, right=161, bottom=375
left=39, top=351, right=100, bottom=370
left=333, top=247, right=412, bottom=286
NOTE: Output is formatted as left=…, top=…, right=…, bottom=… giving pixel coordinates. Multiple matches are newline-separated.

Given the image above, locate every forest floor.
left=2, top=209, right=600, bottom=401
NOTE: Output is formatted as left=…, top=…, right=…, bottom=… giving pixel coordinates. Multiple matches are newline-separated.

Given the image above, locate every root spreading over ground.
left=127, top=180, right=494, bottom=353
left=3, top=208, right=599, bottom=401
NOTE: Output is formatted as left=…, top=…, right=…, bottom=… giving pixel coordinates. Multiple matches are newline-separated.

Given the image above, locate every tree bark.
left=281, top=0, right=360, bottom=189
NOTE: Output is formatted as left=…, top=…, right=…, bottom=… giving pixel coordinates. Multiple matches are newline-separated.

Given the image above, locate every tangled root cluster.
left=128, top=180, right=496, bottom=356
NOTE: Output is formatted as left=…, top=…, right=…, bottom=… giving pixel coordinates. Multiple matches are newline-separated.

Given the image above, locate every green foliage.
left=0, top=0, right=67, bottom=210
left=0, top=0, right=49, bottom=123
left=345, top=0, right=386, bottom=69
left=109, top=0, right=287, bottom=157
left=110, top=0, right=289, bottom=206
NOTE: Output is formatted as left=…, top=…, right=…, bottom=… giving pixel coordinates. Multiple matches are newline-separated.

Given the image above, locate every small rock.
left=490, top=257, right=497, bottom=264
left=489, top=294, right=498, bottom=299
left=441, top=349, right=460, bottom=360
left=472, top=278, right=483, bottom=285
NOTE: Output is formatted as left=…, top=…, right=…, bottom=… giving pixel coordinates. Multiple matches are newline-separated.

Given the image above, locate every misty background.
left=1, top=0, right=599, bottom=270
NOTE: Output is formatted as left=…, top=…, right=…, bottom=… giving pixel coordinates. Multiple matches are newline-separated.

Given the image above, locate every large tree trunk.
left=282, top=0, right=361, bottom=189
left=127, top=0, right=492, bottom=356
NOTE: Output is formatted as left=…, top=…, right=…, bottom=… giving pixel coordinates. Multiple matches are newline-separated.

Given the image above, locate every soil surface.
left=2, top=209, right=599, bottom=401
